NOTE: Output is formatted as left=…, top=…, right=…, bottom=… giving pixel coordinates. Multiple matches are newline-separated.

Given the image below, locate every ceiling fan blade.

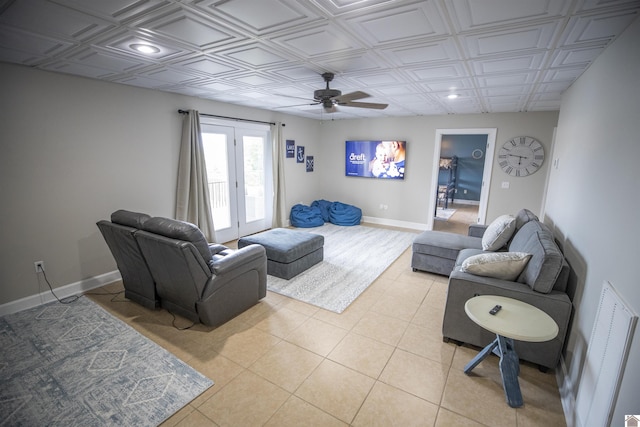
left=274, top=101, right=321, bottom=109
left=274, top=94, right=316, bottom=102
left=341, top=101, right=388, bottom=110
left=332, top=91, right=370, bottom=102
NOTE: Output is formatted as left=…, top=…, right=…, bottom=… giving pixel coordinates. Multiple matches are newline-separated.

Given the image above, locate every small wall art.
left=306, top=156, right=314, bottom=172
left=296, top=146, right=305, bottom=163
left=286, top=139, right=295, bottom=158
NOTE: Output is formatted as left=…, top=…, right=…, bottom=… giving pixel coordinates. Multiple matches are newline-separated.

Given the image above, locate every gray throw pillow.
left=482, top=214, right=516, bottom=251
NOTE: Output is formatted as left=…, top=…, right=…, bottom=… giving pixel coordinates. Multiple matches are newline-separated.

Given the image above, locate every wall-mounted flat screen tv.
left=345, top=140, right=406, bottom=179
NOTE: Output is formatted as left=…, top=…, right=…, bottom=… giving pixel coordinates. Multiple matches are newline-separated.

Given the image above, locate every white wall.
left=0, top=63, right=559, bottom=309
left=0, top=63, right=320, bottom=306
left=316, top=112, right=558, bottom=226
left=545, top=16, right=640, bottom=425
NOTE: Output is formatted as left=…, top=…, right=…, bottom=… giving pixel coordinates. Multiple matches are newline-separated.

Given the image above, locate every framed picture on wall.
left=296, top=146, right=305, bottom=163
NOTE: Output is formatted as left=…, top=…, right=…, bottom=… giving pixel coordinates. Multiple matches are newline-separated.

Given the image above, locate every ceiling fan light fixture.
left=447, top=93, right=459, bottom=99
left=130, top=43, right=160, bottom=54
left=322, top=99, right=334, bottom=109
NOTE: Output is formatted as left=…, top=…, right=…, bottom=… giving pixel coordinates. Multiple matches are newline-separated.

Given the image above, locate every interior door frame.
left=427, top=128, right=496, bottom=230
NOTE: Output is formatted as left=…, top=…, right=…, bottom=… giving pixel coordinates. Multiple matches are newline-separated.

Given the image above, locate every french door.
left=201, top=121, right=272, bottom=243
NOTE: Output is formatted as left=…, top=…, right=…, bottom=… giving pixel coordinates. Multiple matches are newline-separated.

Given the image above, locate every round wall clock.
left=498, top=136, right=545, bottom=177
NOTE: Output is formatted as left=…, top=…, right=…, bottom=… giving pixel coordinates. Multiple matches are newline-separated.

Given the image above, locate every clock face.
left=498, top=136, right=545, bottom=177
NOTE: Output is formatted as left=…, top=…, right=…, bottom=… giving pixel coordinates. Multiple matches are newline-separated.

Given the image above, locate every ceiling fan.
left=281, top=72, right=388, bottom=113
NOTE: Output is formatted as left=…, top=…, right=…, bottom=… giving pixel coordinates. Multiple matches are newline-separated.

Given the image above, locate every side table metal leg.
left=464, top=337, right=499, bottom=374
left=497, top=335, right=523, bottom=408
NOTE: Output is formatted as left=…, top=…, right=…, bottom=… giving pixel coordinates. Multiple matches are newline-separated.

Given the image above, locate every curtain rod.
left=178, top=109, right=283, bottom=126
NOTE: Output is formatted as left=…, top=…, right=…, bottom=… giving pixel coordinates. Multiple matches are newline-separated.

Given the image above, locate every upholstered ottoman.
left=238, top=228, right=324, bottom=279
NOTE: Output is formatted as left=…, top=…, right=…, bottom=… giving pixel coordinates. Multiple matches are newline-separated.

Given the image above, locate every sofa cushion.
left=516, top=230, right=564, bottom=294
left=515, top=209, right=539, bottom=230
left=455, top=248, right=487, bottom=267
left=461, top=252, right=532, bottom=281
left=413, top=231, right=483, bottom=260
left=482, top=215, right=516, bottom=251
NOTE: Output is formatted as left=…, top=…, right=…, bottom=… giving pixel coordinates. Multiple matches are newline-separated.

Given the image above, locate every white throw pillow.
left=482, top=214, right=516, bottom=251
left=461, top=252, right=532, bottom=281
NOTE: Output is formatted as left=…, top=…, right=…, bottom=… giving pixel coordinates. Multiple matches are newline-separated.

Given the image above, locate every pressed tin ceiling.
left=1, top=0, right=638, bottom=120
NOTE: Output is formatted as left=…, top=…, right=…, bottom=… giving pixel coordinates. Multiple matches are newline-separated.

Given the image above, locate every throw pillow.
left=482, top=214, right=516, bottom=251
left=461, top=252, right=533, bottom=281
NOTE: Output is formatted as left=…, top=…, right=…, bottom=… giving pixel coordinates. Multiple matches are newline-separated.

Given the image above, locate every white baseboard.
left=448, top=199, right=480, bottom=206
left=557, top=354, right=576, bottom=427
left=0, top=270, right=122, bottom=317
left=362, top=216, right=427, bottom=231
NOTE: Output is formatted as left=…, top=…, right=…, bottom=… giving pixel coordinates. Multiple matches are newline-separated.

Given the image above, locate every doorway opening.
left=428, top=129, right=496, bottom=233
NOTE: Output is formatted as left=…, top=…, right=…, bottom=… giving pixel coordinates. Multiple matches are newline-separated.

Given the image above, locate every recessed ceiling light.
left=447, top=94, right=459, bottom=99
left=129, top=43, right=160, bottom=54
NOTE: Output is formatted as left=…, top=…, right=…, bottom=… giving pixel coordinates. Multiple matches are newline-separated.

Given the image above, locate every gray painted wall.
left=0, top=63, right=321, bottom=305
left=315, top=113, right=558, bottom=226
left=0, top=62, right=558, bottom=306
left=545, top=16, right=640, bottom=426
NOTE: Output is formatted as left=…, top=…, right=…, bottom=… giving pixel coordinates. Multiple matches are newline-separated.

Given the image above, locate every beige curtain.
left=175, top=110, right=216, bottom=241
left=271, top=122, right=287, bottom=228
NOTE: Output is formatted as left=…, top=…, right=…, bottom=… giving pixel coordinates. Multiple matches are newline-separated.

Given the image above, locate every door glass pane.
left=242, top=136, right=265, bottom=223
left=202, top=133, right=231, bottom=229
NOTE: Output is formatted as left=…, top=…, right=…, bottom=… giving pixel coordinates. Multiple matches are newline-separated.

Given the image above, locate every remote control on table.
left=489, top=305, right=502, bottom=315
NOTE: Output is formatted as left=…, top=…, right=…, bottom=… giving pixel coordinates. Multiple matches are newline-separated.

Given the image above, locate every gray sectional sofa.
left=412, top=209, right=572, bottom=370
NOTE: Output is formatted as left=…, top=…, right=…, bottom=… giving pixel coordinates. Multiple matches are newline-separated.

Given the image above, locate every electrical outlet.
left=34, top=261, right=45, bottom=273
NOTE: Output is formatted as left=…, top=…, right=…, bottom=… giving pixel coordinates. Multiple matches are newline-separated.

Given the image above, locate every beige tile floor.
left=89, top=247, right=567, bottom=427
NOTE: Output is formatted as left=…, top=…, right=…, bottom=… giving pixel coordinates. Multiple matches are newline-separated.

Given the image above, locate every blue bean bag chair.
left=329, top=202, right=362, bottom=226
left=311, top=199, right=333, bottom=222
left=289, top=204, right=325, bottom=228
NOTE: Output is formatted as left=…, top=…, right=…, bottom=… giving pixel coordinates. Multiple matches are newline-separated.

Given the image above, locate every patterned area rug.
left=0, top=297, right=212, bottom=426
left=267, top=224, right=417, bottom=313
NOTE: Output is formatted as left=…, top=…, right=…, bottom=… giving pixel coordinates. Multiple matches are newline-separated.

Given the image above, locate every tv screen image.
left=345, top=140, right=406, bottom=179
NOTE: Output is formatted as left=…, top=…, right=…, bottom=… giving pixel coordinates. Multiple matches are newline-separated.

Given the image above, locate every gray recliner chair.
left=134, top=217, right=267, bottom=327
left=96, top=210, right=159, bottom=310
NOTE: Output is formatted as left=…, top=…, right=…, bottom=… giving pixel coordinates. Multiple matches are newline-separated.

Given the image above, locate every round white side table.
left=463, top=295, right=559, bottom=408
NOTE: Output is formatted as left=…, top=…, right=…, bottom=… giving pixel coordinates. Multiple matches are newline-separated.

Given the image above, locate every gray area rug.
left=268, top=224, right=417, bottom=313
left=0, top=297, right=213, bottom=426
left=435, top=207, right=456, bottom=221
